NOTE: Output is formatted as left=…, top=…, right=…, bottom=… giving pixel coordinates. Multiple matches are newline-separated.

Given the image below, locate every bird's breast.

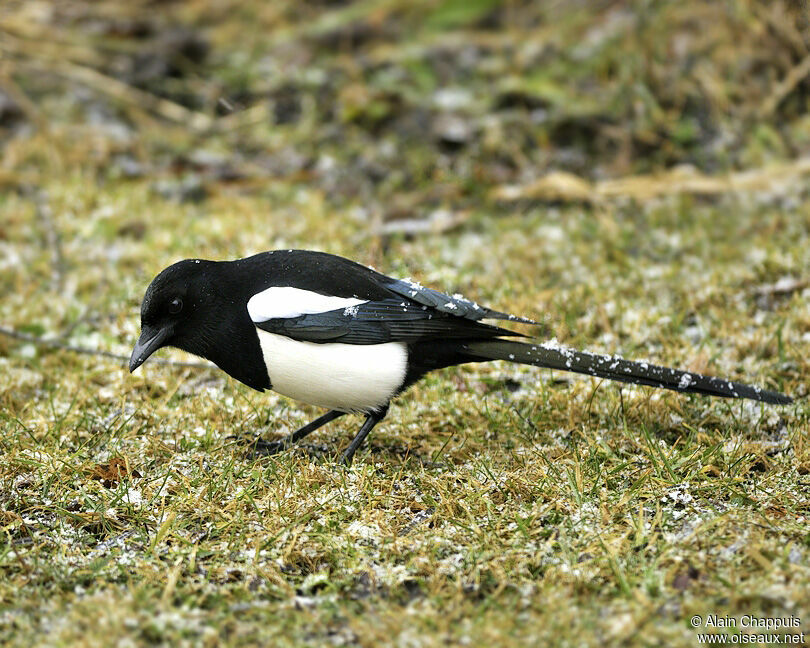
left=254, top=330, right=407, bottom=413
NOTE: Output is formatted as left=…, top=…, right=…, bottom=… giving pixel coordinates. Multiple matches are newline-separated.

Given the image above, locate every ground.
left=1, top=1, right=809, bottom=646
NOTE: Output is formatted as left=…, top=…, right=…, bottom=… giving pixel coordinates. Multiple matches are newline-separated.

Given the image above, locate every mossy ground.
left=1, top=1, right=809, bottom=646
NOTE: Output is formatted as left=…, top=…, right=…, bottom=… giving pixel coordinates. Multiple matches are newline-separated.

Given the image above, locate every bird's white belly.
left=255, top=330, right=407, bottom=413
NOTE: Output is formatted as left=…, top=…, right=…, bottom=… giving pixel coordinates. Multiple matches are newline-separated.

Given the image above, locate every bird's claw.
left=230, top=435, right=289, bottom=457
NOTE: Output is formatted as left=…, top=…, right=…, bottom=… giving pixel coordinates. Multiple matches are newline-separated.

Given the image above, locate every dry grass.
left=1, top=1, right=809, bottom=646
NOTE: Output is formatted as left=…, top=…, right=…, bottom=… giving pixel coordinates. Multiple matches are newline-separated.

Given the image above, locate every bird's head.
left=129, top=259, right=217, bottom=372
left=129, top=258, right=270, bottom=391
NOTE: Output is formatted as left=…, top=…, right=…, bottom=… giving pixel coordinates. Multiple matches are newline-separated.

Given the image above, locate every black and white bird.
left=130, top=250, right=792, bottom=463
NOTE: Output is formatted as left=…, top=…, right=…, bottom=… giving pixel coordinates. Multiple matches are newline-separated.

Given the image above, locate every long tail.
left=462, top=339, right=792, bottom=405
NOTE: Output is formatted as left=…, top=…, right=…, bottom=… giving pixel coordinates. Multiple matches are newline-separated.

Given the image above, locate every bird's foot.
left=249, top=438, right=292, bottom=456
left=229, top=434, right=290, bottom=457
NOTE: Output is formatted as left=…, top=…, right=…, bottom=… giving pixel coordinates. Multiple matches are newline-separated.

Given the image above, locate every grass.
left=1, top=1, right=809, bottom=646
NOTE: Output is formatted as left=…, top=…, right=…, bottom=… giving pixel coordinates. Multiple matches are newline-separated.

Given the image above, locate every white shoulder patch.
left=247, top=286, right=368, bottom=322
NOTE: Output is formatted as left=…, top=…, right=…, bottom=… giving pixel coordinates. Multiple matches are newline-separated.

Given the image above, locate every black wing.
left=235, top=250, right=537, bottom=325
left=383, top=276, right=537, bottom=324
left=254, top=298, right=525, bottom=345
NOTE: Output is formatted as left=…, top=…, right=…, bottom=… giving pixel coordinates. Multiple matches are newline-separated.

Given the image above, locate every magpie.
left=130, top=250, right=792, bottom=463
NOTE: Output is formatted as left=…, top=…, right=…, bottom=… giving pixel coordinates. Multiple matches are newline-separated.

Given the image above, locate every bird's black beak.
left=129, top=326, right=171, bottom=372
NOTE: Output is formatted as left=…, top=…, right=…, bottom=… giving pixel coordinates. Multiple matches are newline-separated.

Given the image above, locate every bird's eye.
left=168, top=298, right=183, bottom=314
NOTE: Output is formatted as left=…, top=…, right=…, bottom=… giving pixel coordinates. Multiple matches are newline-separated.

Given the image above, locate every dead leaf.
left=673, top=565, right=700, bottom=591
left=492, top=171, right=594, bottom=203
left=89, top=457, right=141, bottom=487
left=493, top=158, right=810, bottom=204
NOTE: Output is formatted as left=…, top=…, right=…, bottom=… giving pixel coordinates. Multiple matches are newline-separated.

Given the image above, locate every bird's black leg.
left=340, top=405, right=389, bottom=465
left=248, top=409, right=346, bottom=456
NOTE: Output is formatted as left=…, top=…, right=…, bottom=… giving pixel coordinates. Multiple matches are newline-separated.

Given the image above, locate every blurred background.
left=2, top=0, right=809, bottom=353
left=3, top=0, right=809, bottom=230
